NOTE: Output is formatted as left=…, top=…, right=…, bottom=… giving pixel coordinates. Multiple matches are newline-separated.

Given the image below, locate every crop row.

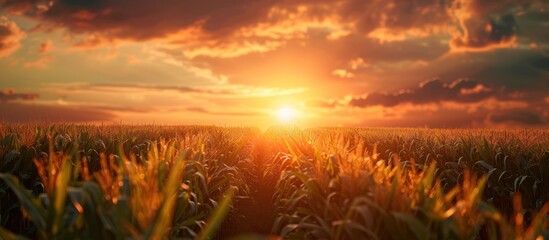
left=0, top=124, right=548, bottom=239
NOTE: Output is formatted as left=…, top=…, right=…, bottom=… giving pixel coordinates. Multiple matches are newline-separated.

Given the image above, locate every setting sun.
left=277, top=106, right=298, bottom=123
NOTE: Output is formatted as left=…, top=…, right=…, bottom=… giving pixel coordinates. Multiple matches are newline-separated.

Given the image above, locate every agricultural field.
left=0, top=124, right=548, bottom=239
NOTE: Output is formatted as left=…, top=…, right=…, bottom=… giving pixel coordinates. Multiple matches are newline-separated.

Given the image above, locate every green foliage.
left=270, top=128, right=549, bottom=239
left=0, top=124, right=246, bottom=239
left=0, top=124, right=548, bottom=239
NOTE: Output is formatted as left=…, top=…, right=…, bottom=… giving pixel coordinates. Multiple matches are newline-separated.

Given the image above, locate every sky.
left=0, top=0, right=548, bottom=128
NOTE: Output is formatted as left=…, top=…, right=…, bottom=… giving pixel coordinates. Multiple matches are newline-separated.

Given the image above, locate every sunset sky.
left=1, top=0, right=548, bottom=128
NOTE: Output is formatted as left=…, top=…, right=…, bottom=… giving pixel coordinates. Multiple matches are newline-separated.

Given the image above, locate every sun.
left=277, top=106, right=297, bottom=123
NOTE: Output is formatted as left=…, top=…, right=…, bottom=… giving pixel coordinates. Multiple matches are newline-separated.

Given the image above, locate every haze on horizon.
left=0, top=0, right=548, bottom=128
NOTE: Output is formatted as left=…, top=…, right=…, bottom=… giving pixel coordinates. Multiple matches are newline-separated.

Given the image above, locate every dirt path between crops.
left=218, top=136, right=278, bottom=238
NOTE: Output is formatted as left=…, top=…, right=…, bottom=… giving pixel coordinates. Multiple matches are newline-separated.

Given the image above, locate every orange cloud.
left=0, top=89, right=39, bottom=102
left=94, top=49, right=119, bottom=61
left=347, top=79, right=500, bottom=107
left=3, top=0, right=540, bottom=59
left=176, top=4, right=347, bottom=59
left=448, top=0, right=520, bottom=52
left=24, top=56, right=55, bottom=68
left=332, top=69, right=354, bottom=78
left=127, top=55, right=139, bottom=64
left=71, top=10, right=98, bottom=21
left=184, top=106, right=262, bottom=117
left=182, top=40, right=284, bottom=59
left=0, top=16, right=25, bottom=58
left=72, top=34, right=118, bottom=50
left=39, top=39, right=53, bottom=54
left=51, top=82, right=307, bottom=99
left=349, top=58, right=367, bottom=69
left=459, top=84, right=492, bottom=95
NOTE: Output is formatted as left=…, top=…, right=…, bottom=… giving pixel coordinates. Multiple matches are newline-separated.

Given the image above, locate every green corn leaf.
left=196, top=186, right=235, bottom=240
left=0, top=174, right=47, bottom=230
left=279, top=224, right=299, bottom=237
left=0, top=226, right=31, bottom=240
left=52, top=157, right=73, bottom=236
left=145, top=157, right=187, bottom=239
left=541, top=152, right=549, bottom=182
left=393, top=212, right=428, bottom=240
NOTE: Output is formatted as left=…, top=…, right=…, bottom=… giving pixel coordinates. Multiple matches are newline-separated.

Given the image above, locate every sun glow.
left=277, top=106, right=298, bottom=123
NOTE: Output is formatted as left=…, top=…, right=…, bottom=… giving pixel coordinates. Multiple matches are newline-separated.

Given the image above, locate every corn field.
left=0, top=123, right=548, bottom=239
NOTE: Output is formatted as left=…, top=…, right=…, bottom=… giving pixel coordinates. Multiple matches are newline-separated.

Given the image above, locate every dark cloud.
left=489, top=14, right=517, bottom=43
left=2, top=0, right=543, bottom=53
left=355, top=108, right=489, bottom=128
left=352, top=106, right=548, bottom=128
left=339, top=0, right=449, bottom=34
left=471, top=52, right=549, bottom=99
left=0, top=89, right=39, bottom=102
left=2, top=0, right=278, bottom=40
left=519, top=10, right=549, bottom=44
left=447, top=0, right=543, bottom=51
left=0, top=0, right=34, bottom=15
left=348, top=79, right=495, bottom=107
left=330, top=34, right=448, bottom=63
left=530, top=56, right=549, bottom=70
left=490, top=109, right=545, bottom=125
left=450, top=13, right=518, bottom=51
left=0, top=103, right=115, bottom=122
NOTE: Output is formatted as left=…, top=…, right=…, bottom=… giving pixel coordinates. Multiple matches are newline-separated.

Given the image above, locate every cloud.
left=84, top=104, right=152, bottom=114
left=490, top=109, right=545, bottom=126
left=0, top=1, right=37, bottom=15
left=0, top=89, right=39, bottom=102
left=321, top=95, right=547, bottom=128
left=0, top=102, right=115, bottom=122
left=52, top=82, right=307, bottom=98
left=357, top=107, right=488, bottom=128
left=353, top=106, right=547, bottom=128
left=93, top=49, right=119, bottom=61
left=126, top=55, right=139, bottom=64
left=336, top=0, right=531, bottom=52
left=348, top=79, right=495, bottom=107
left=24, top=55, right=55, bottom=68
left=4, top=0, right=539, bottom=57
left=182, top=40, right=284, bottom=59
left=313, top=73, right=548, bottom=127
left=332, top=69, right=354, bottom=78
left=469, top=53, right=549, bottom=99
left=338, top=0, right=448, bottom=36
left=530, top=55, right=549, bottom=70
left=39, top=39, right=53, bottom=54
left=0, top=16, right=25, bottom=58
left=184, top=107, right=260, bottom=116
left=450, top=13, right=518, bottom=52
left=4, top=0, right=278, bottom=41
left=71, top=34, right=116, bottom=49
